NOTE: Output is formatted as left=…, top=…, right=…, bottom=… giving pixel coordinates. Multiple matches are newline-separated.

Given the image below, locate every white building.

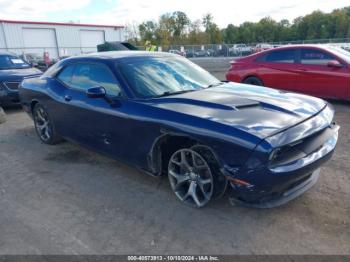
left=0, top=19, right=125, bottom=58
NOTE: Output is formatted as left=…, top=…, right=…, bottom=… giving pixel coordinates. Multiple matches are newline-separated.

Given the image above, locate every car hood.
left=0, top=67, right=42, bottom=81
left=147, top=83, right=326, bottom=139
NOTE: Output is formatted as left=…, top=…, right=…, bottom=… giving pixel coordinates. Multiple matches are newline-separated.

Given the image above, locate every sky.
left=0, top=0, right=349, bottom=28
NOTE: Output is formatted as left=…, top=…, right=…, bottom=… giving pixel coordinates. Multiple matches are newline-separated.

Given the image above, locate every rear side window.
left=300, top=49, right=336, bottom=66
left=264, top=49, right=295, bottom=63
left=57, top=65, right=75, bottom=85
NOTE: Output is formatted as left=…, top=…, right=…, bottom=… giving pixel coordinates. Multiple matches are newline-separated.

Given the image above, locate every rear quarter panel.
left=19, top=76, right=62, bottom=119
left=19, top=77, right=45, bottom=115
left=226, top=62, right=261, bottom=83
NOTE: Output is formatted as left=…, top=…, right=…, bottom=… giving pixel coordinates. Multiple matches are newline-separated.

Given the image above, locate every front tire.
left=168, top=148, right=227, bottom=208
left=243, top=76, right=263, bottom=86
left=33, top=104, right=62, bottom=145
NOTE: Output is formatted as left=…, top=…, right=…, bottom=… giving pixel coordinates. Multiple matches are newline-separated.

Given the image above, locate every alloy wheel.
left=168, top=149, right=214, bottom=208
left=34, top=107, right=52, bottom=142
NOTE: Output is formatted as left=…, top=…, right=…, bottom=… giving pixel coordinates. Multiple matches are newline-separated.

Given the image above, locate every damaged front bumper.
left=224, top=117, right=339, bottom=208
left=229, top=168, right=320, bottom=208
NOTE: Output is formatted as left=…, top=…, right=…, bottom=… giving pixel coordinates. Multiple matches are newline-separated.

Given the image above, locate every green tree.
left=331, top=9, right=350, bottom=38
left=223, top=24, right=238, bottom=43
left=188, top=19, right=207, bottom=44
left=156, top=13, right=174, bottom=46
left=277, top=19, right=294, bottom=42
left=138, top=21, right=157, bottom=43
left=255, top=17, right=278, bottom=42
left=202, top=13, right=222, bottom=44
left=202, top=13, right=214, bottom=32
left=171, top=11, right=190, bottom=41
left=132, top=6, right=350, bottom=47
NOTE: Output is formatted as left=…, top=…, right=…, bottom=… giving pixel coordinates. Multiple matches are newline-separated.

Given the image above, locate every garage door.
left=80, top=30, right=105, bottom=54
left=22, top=28, right=58, bottom=59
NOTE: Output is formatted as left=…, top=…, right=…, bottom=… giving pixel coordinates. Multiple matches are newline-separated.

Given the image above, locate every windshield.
left=117, top=56, right=220, bottom=98
left=325, top=46, right=350, bottom=64
left=0, top=55, right=31, bottom=70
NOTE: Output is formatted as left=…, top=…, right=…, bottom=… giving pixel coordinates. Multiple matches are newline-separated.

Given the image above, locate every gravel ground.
left=0, top=59, right=349, bottom=255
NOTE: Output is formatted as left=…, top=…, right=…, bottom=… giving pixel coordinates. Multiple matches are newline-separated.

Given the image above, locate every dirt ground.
left=0, top=62, right=349, bottom=254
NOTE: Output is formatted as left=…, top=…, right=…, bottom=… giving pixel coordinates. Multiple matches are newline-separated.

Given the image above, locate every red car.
left=226, top=45, right=350, bottom=100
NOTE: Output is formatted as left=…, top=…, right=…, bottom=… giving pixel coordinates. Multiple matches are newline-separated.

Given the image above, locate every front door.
left=55, top=62, right=127, bottom=157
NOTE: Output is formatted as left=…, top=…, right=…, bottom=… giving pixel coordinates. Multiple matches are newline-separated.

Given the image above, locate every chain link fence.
left=1, top=38, right=350, bottom=61
left=138, top=38, right=350, bottom=58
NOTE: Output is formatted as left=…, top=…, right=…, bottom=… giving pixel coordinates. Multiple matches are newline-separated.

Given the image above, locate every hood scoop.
left=150, top=97, right=236, bottom=111
left=151, top=95, right=262, bottom=111
left=234, top=101, right=261, bottom=110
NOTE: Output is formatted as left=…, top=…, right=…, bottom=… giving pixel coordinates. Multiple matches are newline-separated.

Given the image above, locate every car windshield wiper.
left=153, top=89, right=195, bottom=98
left=206, top=82, right=225, bottom=88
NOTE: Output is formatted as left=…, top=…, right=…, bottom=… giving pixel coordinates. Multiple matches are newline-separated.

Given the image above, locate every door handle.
left=64, top=95, right=72, bottom=102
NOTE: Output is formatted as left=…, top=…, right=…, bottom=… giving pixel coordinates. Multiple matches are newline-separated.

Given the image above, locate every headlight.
left=269, top=139, right=305, bottom=166
left=269, top=148, right=282, bottom=162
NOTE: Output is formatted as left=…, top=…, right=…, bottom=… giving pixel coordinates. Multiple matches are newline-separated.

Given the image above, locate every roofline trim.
left=0, top=19, right=124, bottom=29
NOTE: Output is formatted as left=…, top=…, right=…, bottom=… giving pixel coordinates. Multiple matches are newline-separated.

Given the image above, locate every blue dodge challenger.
left=19, top=51, right=339, bottom=208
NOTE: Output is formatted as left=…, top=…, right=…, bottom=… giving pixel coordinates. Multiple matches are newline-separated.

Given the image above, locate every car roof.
left=268, top=44, right=332, bottom=51
left=66, top=51, right=176, bottom=61
left=251, top=44, right=337, bottom=58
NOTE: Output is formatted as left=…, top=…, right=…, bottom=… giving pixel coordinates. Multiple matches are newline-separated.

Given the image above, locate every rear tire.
left=243, top=76, right=263, bottom=86
left=33, top=103, right=62, bottom=145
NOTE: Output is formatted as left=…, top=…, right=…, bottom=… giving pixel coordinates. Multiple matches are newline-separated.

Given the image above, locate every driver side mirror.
left=327, top=60, right=343, bottom=68
left=86, top=86, right=106, bottom=98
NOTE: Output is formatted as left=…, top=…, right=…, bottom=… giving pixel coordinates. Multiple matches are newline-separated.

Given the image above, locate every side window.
left=300, top=49, right=336, bottom=66
left=70, top=63, right=122, bottom=96
left=264, top=49, right=295, bottom=63
left=57, top=65, right=75, bottom=85
left=89, top=65, right=122, bottom=96
left=70, top=64, right=93, bottom=91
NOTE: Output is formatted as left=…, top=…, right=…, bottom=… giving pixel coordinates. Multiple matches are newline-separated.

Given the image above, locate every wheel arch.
left=31, top=101, right=63, bottom=145
left=30, top=99, right=40, bottom=114
left=242, top=75, right=264, bottom=86
left=148, top=132, right=221, bottom=176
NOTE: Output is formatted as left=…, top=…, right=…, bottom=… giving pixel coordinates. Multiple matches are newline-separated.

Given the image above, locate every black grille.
left=4, top=82, right=20, bottom=90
